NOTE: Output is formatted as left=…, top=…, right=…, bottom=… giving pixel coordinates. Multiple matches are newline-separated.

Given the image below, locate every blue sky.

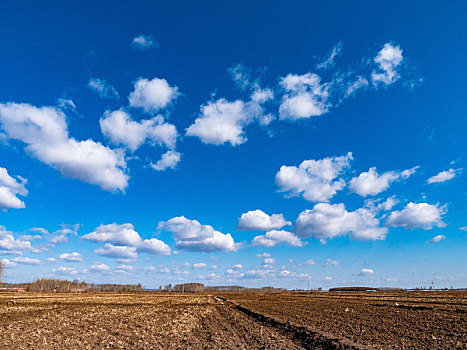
left=0, top=0, right=466, bottom=289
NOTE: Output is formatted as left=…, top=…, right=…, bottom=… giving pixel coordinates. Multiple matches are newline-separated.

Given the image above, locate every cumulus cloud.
left=100, top=110, right=178, bottom=152
left=88, top=78, right=119, bottom=99
left=372, top=43, right=403, bottom=86
left=186, top=98, right=270, bottom=146
left=0, top=103, right=128, bottom=192
left=193, top=263, right=207, bottom=269
left=157, top=216, right=237, bottom=252
left=385, top=202, right=447, bottom=230
left=0, top=166, right=28, bottom=210
left=57, top=266, right=78, bottom=275
left=294, top=203, right=388, bottom=241
left=12, top=257, right=40, bottom=265
left=359, top=268, right=374, bottom=276
left=0, top=226, right=32, bottom=254
left=252, top=230, right=303, bottom=247
left=129, top=77, right=179, bottom=113
left=151, top=150, right=181, bottom=171
left=83, top=223, right=170, bottom=257
left=349, top=166, right=418, bottom=197
left=95, top=243, right=138, bottom=260
left=132, top=35, right=157, bottom=50
left=237, top=210, right=291, bottom=231
left=59, top=252, right=83, bottom=262
left=276, top=153, right=352, bottom=202
left=427, top=168, right=461, bottom=184
left=324, top=259, right=339, bottom=267
left=90, top=263, right=110, bottom=272
left=428, top=234, right=445, bottom=243
left=279, top=73, right=329, bottom=120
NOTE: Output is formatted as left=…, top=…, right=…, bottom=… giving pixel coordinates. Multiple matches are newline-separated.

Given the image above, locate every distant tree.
left=0, top=260, right=4, bottom=282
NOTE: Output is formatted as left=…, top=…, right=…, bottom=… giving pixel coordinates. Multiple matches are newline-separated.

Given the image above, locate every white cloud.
left=157, top=216, right=237, bottom=252
left=252, top=230, right=303, bottom=247
left=46, top=257, right=57, bottom=263
left=256, top=252, right=271, bottom=258
left=324, top=276, right=333, bottom=281
left=90, top=263, right=110, bottom=272
left=385, top=202, right=447, bottom=230
left=228, top=63, right=251, bottom=90
left=350, top=166, right=419, bottom=197
left=151, top=150, right=181, bottom=171
left=84, top=223, right=170, bottom=256
left=279, top=73, right=329, bottom=120
left=349, top=168, right=397, bottom=197
left=129, top=77, right=179, bottom=113
left=59, top=252, right=83, bottom=262
left=237, top=210, right=291, bottom=231
left=0, top=166, right=28, bottom=210
left=264, top=257, right=275, bottom=264
left=427, top=168, right=461, bottom=184
left=100, top=110, right=178, bottom=151
left=294, top=203, right=388, bottom=241
left=186, top=98, right=264, bottom=146
left=132, top=35, right=157, bottom=50
left=459, top=226, right=467, bottom=232
left=0, top=103, right=128, bottom=192
left=231, top=264, right=243, bottom=269
left=83, top=223, right=142, bottom=246
left=372, top=43, right=403, bottom=86
left=57, top=266, right=78, bottom=275
left=88, top=78, right=119, bottom=99
left=359, top=268, right=374, bottom=276
left=428, top=234, right=445, bottom=243
left=345, top=76, right=369, bottom=97
left=1, top=258, right=16, bottom=268
left=324, top=258, right=339, bottom=267
left=276, top=153, right=352, bottom=202
left=12, top=257, right=40, bottom=265
left=193, top=263, right=207, bottom=269
left=95, top=243, right=138, bottom=260
left=116, top=264, right=133, bottom=271
left=317, top=42, right=342, bottom=70
left=0, top=226, right=32, bottom=254
left=305, top=259, right=316, bottom=265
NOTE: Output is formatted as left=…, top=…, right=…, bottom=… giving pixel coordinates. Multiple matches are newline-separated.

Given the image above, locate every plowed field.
left=0, top=291, right=465, bottom=349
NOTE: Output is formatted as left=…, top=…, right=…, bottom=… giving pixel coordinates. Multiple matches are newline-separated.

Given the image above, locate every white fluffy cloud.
left=57, top=266, right=78, bottom=275
left=359, top=268, right=374, bottom=276
left=237, top=210, right=291, bottom=231
left=12, top=257, right=40, bottom=265
left=427, top=168, right=461, bottom=184
left=0, top=226, right=32, bottom=254
left=252, top=230, right=303, bottom=247
left=0, top=103, right=128, bottom=192
left=279, top=73, right=329, bottom=120
left=0, top=166, right=28, bottom=210
left=157, top=216, right=237, bottom=252
left=90, top=263, right=110, bottom=272
left=59, top=252, right=83, bottom=262
left=385, top=202, right=446, bottom=230
left=429, top=234, right=445, bottom=243
left=186, top=98, right=268, bottom=146
left=100, top=110, right=178, bottom=151
left=95, top=243, right=138, bottom=260
left=151, top=150, right=181, bottom=171
left=294, top=203, right=388, bottom=241
left=276, top=153, right=352, bottom=202
left=129, top=77, right=179, bottom=113
left=349, top=166, right=418, bottom=197
left=372, top=43, right=403, bottom=86
left=132, top=35, right=157, bottom=50
left=83, top=223, right=170, bottom=257
left=88, top=78, right=119, bottom=99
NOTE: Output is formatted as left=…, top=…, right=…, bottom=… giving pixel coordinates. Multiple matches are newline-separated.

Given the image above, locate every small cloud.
left=427, top=168, right=461, bottom=184
left=59, top=252, right=83, bottom=262
left=193, top=263, right=207, bottom=269
left=131, top=35, right=157, bottom=50
left=428, top=234, right=445, bottom=243
left=88, top=78, right=119, bottom=99
left=324, top=258, right=339, bottom=267
left=358, top=268, right=374, bottom=276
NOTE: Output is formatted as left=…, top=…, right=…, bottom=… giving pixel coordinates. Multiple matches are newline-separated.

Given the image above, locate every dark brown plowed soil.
left=222, top=291, right=467, bottom=350
left=0, top=293, right=303, bottom=349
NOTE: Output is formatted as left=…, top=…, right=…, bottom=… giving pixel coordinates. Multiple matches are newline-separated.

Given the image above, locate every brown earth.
left=222, top=291, right=467, bottom=349
left=0, top=291, right=465, bottom=349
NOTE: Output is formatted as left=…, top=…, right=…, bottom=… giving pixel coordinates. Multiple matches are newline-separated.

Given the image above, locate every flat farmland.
left=0, top=291, right=465, bottom=349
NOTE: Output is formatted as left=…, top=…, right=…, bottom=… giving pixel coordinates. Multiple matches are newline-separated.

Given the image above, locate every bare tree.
left=0, top=260, right=4, bottom=283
